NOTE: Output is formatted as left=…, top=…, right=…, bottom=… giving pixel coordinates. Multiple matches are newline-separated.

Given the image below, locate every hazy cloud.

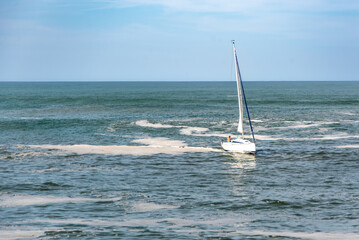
left=98, top=0, right=359, bottom=13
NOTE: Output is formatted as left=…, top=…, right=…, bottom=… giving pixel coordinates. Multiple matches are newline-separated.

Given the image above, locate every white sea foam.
left=27, top=144, right=216, bottom=156
left=252, top=126, right=268, bottom=131
left=338, top=111, right=357, bottom=116
left=314, top=134, right=359, bottom=140
left=255, top=134, right=284, bottom=141
left=0, top=230, right=45, bottom=240
left=0, top=194, right=122, bottom=207
left=255, top=133, right=359, bottom=141
left=20, top=117, right=43, bottom=120
left=180, top=127, right=209, bottom=135
left=232, top=230, right=359, bottom=240
left=275, top=123, right=321, bottom=130
left=27, top=137, right=219, bottom=156
left=132, top=137, right=186, bottom=147
left=11, top=149, right=51, bottom=158
left=136, top=120, right=228, bottom=137
left=344, top=120, right=359, bottom=123
left=106, top=124, right=117, bottom=132
left=140, top=121, right=355, bottom=141
left=255, top=121, right=342, bottom=132
left=135, top=120, right=175, bottom=128
left=335, top=144, right=359, bottom=149
left=131, top=202, right=178, bottom=212
left=167, top=118, right=202, bottom=122
left=30, top=167, right=61, bottom=173
left=31, top=166, right=118, bottom=173
left=18, top=217, right=359, bottom=240
left=27, top=216, right=245, bottom=229
left=251, top=119, right=264, bottom=123
left=180, top=127, right=227, bottom=137
left=30, top=218, right=161, bottom=227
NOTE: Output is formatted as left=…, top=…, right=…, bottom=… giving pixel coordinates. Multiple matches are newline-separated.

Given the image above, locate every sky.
left=0, top=0, right=358, bottom=81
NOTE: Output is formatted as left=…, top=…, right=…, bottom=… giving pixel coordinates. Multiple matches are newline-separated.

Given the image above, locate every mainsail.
left=233, top=41, right=244, bottom=136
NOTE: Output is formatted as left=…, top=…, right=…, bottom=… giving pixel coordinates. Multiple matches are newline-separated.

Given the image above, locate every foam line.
left=233, top=230, right=359, bottom=240
left=275, top=123, right=321, bottom=130
left=20, top=218, right=359, bottom=240
left=255, top=135, right=284, bottom=141
left=27, top=144, right=217, bottom=156
left=335, top=144, right=359, bottom=149
left=27, top=137, right=219, bottom=156
left=0, top=194, right=122, bottom=207
left=132, top=137, right=186, bottom=147
left=0, top=230, right=45, bottom=240
left=255, top=134, right=359, bottom=141
left=131, top=202, right=178, bottom=212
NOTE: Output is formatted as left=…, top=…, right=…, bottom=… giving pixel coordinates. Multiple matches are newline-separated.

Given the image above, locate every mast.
left=232, top=41, right=256, bottom=143
left=232, top=41, right=244, bottom=138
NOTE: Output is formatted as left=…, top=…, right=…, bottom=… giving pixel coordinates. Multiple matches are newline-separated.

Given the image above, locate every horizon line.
left=0, top=80, right=358, bottom=83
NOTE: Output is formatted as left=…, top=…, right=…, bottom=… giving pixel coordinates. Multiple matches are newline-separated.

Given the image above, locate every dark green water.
left=0, top=81, right=358, bottom=239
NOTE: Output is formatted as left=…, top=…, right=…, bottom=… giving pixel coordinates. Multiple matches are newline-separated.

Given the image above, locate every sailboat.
left=221, top=41, right=256, bottom=154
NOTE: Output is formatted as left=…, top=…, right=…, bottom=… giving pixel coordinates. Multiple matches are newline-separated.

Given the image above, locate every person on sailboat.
left=227, top=136, right=231, bottom=142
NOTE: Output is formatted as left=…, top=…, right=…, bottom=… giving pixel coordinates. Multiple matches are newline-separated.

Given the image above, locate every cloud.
left=93, top=0, right=359, bottom=38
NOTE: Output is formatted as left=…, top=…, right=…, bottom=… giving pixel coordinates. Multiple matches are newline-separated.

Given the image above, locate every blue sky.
left=0, top=0, right=358, bottom=81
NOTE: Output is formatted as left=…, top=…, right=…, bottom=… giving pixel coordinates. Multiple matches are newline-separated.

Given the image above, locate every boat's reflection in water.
left=226, top=153, right=256, bottom=169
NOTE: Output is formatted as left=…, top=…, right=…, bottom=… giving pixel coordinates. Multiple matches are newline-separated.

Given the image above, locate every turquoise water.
left=1, top=81, right=358, bottom=239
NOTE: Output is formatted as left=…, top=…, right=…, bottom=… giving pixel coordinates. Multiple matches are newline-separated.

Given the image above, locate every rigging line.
left=235, top=53, right=256, bottom=143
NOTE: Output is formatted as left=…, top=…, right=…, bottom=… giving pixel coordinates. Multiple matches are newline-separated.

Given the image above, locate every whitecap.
left=135, top=120, right=175, bottom=128
left=251, top=119, right=264, bottom=123
left=179, top=127, right=209, bottom=135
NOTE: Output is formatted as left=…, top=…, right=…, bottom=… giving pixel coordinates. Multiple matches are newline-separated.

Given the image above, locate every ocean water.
left=0, top=81, right=358, bottom=239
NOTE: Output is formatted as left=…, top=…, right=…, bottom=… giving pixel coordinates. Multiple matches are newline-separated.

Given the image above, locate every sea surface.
left=0, top=81, right=358, bottom=239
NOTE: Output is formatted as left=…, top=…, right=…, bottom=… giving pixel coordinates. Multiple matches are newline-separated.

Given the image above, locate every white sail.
left=233, top=42, right=244, bottom=136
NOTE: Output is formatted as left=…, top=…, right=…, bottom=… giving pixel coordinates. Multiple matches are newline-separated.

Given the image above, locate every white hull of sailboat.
left=221, top=139, right=256, bottom=154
